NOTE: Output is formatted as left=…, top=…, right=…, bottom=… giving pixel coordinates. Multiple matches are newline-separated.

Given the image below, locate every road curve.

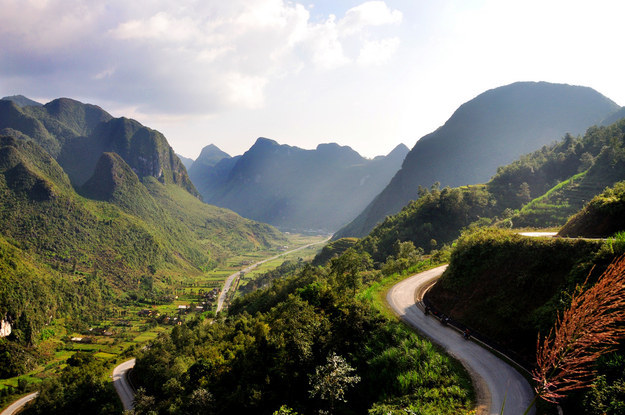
left=216, top=238, right=330, bottom=312
left=112, top=358, right=136, bottom=411
left=0, top=392, right=38, bottom=415
left=387, top=265, right=535, bottom=415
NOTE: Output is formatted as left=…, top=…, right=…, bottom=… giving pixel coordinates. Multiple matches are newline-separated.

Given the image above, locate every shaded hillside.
left=558, top=181, right=625, bottom=238
left=0, top=98, right=198, bottom=195
left=187, top=144, right=237, bottom=198
left=335, top=82, right=619, bottom=239
left=424, top=229, right=625, bottom=413
left=601, top=106, right=625, bottom=126
left=195, top=138, right=409, bottom=232
left=176, top=153, right=194, bottom=170
left=357, top=185, right=496, bottom=263
left=426, top=228, right=606, bottom=359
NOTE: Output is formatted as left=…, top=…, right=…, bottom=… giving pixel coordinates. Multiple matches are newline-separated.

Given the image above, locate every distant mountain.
left=176, top=153, right=195, bottom=170
left=0, top=98, right=198, bottom=196
left=191, top=138, right=409, bottom=232
left=335, top=81, right=620, bottom=239
left=187, top=144, right=234, bottom=196
left=1, top=95, right=43, bottom=107
left=192, top=144, right=231, bottom=169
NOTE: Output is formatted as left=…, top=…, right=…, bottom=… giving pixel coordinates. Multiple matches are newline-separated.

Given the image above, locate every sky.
left=1, top=0, right=624, bottom=160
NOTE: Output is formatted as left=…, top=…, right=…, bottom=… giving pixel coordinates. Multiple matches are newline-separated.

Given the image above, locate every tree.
left=330, top=248, right=371, bottom=296
left=309, top=353, right=360, bottom=412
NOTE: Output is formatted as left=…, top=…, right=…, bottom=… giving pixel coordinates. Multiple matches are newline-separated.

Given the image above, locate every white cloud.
left=339, top=1, right=403, bottom=35
left=357, top=37, right=400, bottom=66
left=224, top=73, right=268, bottom=108
left=0, top=0, right=403, bottom=115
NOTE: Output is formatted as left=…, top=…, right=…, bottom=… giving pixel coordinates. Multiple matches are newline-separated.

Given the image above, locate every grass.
left=360, top=258, right=443, bottom=319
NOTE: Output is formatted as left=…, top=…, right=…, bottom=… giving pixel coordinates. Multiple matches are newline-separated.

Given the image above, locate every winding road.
left=0, top=392, right=38, bottom=415
left=112, top=358, right=136, bottom=411
left=387, top=265, right=535, bottom=415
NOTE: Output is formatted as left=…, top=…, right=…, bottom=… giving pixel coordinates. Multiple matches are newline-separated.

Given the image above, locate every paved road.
left=0, top=392, right=38, bottom=415
left=112, top=358, right=136, bottom=411
left=519, top=231, right=557, bottom=237
left=386, top=265, right=535, bottom=415
left=216, top=238, right=330, bottom=312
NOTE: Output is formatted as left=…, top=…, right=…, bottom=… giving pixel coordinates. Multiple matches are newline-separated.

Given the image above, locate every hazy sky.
left=1, top=0, right=624, bottom=159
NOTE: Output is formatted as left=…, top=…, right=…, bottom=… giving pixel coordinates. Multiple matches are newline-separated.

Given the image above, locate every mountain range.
left=334, top=81, right=622, bottom=238
left=188, top=138, right=409, bottom=232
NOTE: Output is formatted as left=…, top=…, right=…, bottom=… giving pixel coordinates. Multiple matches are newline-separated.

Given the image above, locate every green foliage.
left=0, top=133, right=284, bottom=379
left=357, top=185, right=495, bottom=262
left=312, top=238, right=358, bottom=266
left=21, top=352, right=121, bottom=415
left=238, top=260, right=305, bottom=296
left=132, top=249, right=473, bottom=414
left=309, top=353, right=360, bottom=410
left=427, top=228, right=606, bottom=359
left=559, top=181, right=625, bottom=237
left=498, top=119, right=625, bottom=227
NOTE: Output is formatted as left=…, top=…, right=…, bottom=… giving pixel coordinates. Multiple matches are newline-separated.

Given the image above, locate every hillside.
left=335, top=82, right=619, bottom=239
left=127, top=247, right=473, bottom=415
left=193, top=138, right=409, bottom=232
left=498, top=118, right=625, bottom=227
left=558, top=181, right=625, bottom=237
left=0, top=98, right=198, bottom=195
left=0, top=128, right=285, bottom=380
left=424, top=228, right=625, bottom=413
left=176, top=153, right=194, bottom=170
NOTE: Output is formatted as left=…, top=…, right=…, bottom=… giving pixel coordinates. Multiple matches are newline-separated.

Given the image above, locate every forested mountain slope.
left=354, top=118, right=625, bottom=261
left=335, top=82, right=619, bottom=239
left=0, top=97, right=287, bottom=379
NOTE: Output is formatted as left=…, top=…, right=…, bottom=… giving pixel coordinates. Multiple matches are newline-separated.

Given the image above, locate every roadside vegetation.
left=426, top=227, right=625, bottom=413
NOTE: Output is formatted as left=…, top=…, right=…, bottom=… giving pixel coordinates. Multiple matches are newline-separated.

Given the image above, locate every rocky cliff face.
left=0, top=98, right=199, bottom=197
left=0, top=320, right=11, bottom=337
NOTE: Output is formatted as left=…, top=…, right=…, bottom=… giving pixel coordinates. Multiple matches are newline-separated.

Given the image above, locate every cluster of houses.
left=70, top=327, right=114, bottom=343
left=133, top=287, right=221, bottom=325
